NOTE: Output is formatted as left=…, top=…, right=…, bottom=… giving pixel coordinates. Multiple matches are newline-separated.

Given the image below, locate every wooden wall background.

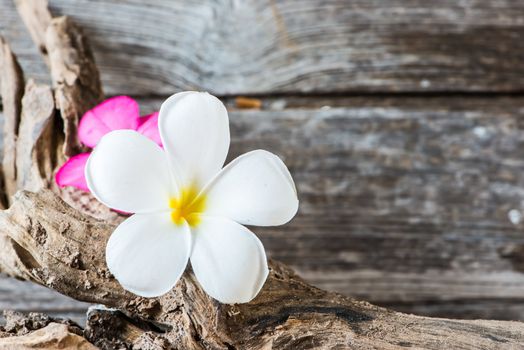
left=2, top=0, right=524, bottom=323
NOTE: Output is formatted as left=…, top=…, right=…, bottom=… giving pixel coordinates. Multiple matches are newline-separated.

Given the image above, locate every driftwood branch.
left=1, top=1, right=524, bottom=349
left=45, top=15, right=104, bottom=156
left=0, top=190, right=523, bottom=349
left=14, top=0, right=52, bottom=61
left=16, top=0, right=104, bottom=156
left=0, top=36, right=23, bottom=207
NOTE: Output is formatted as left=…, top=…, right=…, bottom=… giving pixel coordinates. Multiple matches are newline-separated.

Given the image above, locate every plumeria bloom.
left=85, top=91, right=299, bottom=303
left=55, top=96, right=161, bottom=192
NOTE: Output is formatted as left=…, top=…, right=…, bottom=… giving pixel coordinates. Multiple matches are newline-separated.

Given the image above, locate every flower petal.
left=86, top=130, right=174, bottom=213
left=78, top=96, right=140, bottom=148
left=203, top=150, right=299, bottom=226
left=159, top=92, right=230, bottom=189
left=137, top=112, right=162, bottom=146
left=190, top=216, right=269, bottom=304
left=55, top=153, right=90, bottom=191
left=106, top=212, right=191, bottom=297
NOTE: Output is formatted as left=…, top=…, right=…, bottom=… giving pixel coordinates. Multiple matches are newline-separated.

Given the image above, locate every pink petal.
left=137, top=112, right=162, bottom=146
left=78, top=96, right=141, bottom=148
left=112, top=208, right=132, bottom=216
left=55, top=153, right=90, bottom=191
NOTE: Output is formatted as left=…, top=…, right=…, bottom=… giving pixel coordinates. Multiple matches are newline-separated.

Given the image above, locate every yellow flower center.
left=169, top=185, right=206, bottom=227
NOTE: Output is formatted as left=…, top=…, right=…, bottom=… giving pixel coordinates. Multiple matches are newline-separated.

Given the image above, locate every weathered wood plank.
left=144, top=96, right=524, bottom=320
left=2, top=0, right=524, bottom=94
left=4, top=96, right=524, bottom=321
left=0, top=274, right=89, bottom=325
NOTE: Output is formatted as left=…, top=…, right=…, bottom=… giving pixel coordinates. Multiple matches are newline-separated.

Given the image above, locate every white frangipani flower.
left=85, top=91, right=299, bottom=303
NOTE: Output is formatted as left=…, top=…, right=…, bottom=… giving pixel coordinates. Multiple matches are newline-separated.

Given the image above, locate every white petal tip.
left=105, top=213, right=191, bottom=299
left=204, top=150, right=300, bottom=226
left=207, top=265, right=269, bottom=305
left=158, top=91, right=230, bottom=189
left=85, top=130, right=173, bottom=213
left=190, top=217, right=270, bottom=305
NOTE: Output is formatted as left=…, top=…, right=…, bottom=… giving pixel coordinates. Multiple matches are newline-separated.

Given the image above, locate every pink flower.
left=56, top=96, right=161, bottom=192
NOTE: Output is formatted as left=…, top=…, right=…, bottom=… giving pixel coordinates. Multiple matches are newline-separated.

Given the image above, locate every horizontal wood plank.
left=213, top=96, right=524, bottom=320
left=0, top=274, right=90, bottom=325
left=4, top=96, right=524, bottom=321
left=2, top=0, right=524, bottom=95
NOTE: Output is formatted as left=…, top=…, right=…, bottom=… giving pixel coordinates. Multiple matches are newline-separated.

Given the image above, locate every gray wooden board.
left=4, top=96, right=524, bottom=321
left=2, top=0, right=524, bottom=95
left=0, top=274, right=90, bottom=325
left=223, top=97, right=524, bottom=322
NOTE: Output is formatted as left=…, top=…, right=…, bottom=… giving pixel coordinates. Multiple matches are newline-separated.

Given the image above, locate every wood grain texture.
left=149, top=96, right=524, bottom=321
left=3, top=96, right=524, bottom=322
left=13, top=0, right=52, bottom=63
left=15, top=80, right=56, bottom=192
left=2, top=0, right=524, bottom=95
left=0, top=276, right=90, bottom=325
left=0, top=36, right=23, bottom=207
left=15, top=0, right=105, bottom=156
left=1, top=190, right=524, bottom=349
left=43, top=15, right=104, bottom=156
